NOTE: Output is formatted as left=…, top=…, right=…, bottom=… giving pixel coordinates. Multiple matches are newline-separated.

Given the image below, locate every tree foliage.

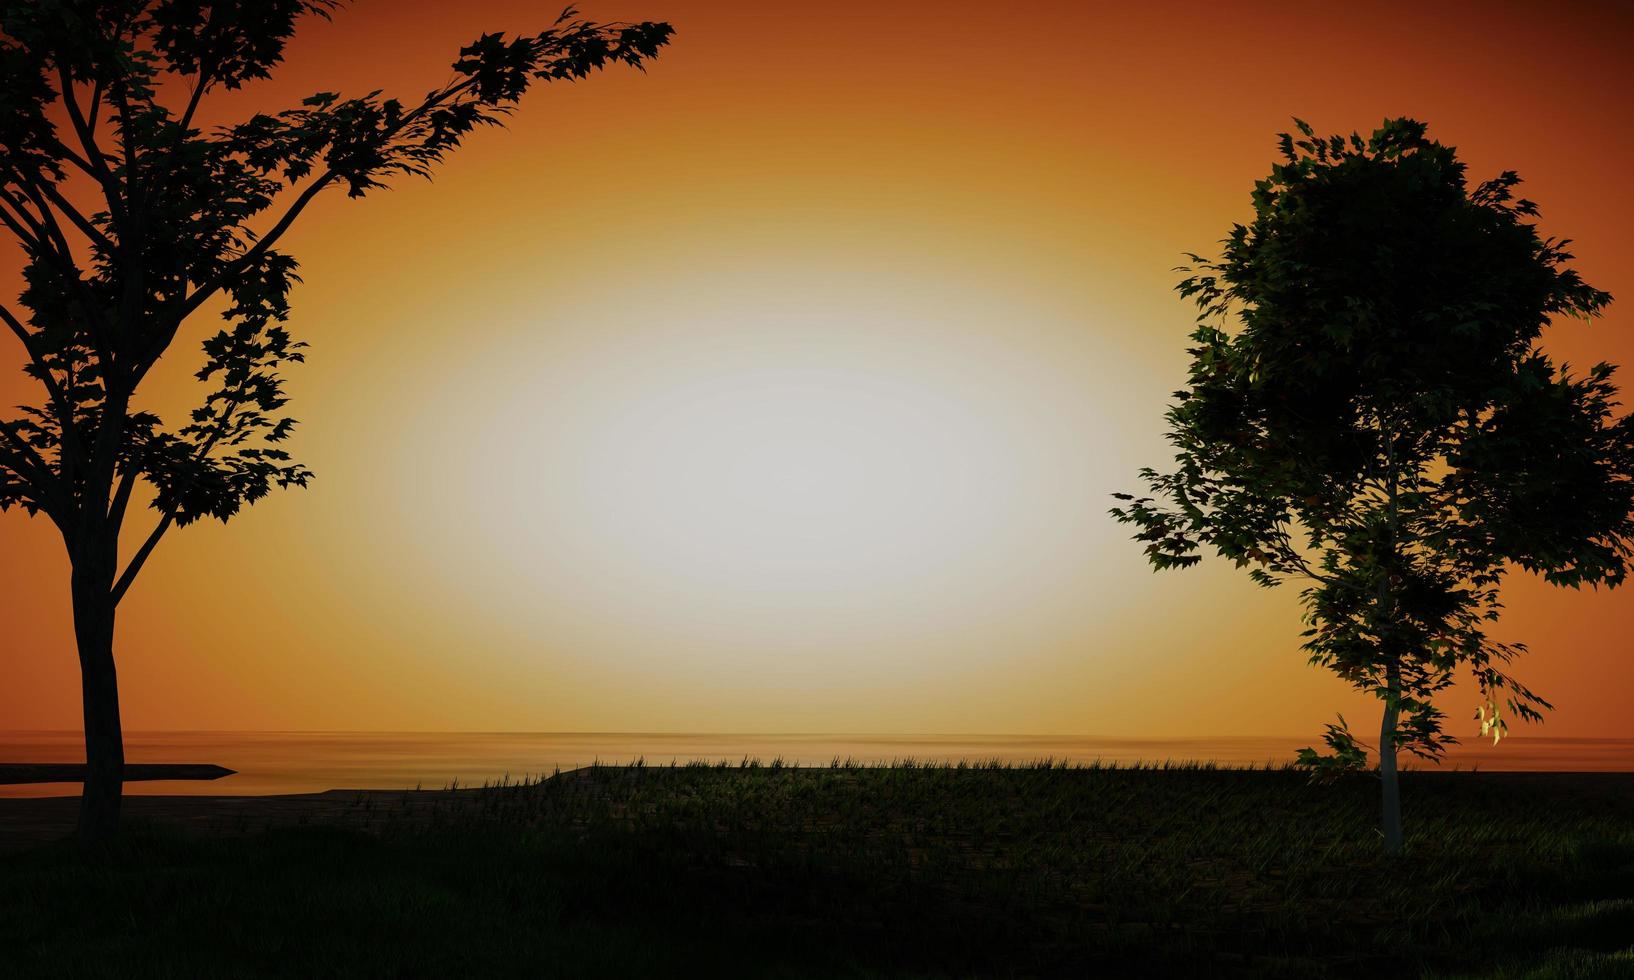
left=0, top=1, right=671, bottom=594
left=1112, top=118, right=1633, bottom=767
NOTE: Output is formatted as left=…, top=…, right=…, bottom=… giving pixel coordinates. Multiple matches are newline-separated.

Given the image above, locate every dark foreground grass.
left=4, top=762, right=1634, bottom=978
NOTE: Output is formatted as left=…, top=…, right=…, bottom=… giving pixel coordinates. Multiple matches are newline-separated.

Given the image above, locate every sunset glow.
left=3, top=0, right=1632, bottom=749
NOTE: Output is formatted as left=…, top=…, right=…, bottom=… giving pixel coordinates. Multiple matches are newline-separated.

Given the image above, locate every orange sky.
left=2, top=1, right=1632, bottom=747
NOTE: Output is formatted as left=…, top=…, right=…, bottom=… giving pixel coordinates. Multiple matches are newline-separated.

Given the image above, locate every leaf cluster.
left=0, top=2, right=670, bottom=597
left=1292, top=714, right=1371, bottom=784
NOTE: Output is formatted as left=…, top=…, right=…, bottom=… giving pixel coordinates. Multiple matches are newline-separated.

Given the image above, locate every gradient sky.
left=2, top=1, right=1632, bottom=745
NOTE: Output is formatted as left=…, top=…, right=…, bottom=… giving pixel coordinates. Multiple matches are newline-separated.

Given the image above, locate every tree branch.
left=106, top=78, right=147, bottom=388
left=0, top=302, right=81, bottom=449
left=57, top=64, right=119, bottom=198
left=1, top=169, right=116, bottom=361
left=41, top=136, right=99, bottom=183
left=173, top=171, right=336, bottom=323
left=109, top=378, right=253, bottom=604
left=0, top=193, right=44, bottom=250
left=109, top=511, right=171, bottom=605
left=110, top=79, right=139, bottom=209
left=33, top=177, right=115, bottom=253
left=1276, top=542, right=1343, bottom=589
left=177, top=70, right=210, bottom=136
left=6, top=166, right=82, bottom=270
left=0, top=302, right=32, bottom=348
left=0, top=179, right=51, bottom=234
left=87, top=77, right=104, bottom=141
left=174, top=72, right=486, bottom=323
left=107, top=463, right=138, bottom=526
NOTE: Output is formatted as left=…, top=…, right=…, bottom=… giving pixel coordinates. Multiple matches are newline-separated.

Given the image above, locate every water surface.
left=2, top=731, right=1629, bottom=798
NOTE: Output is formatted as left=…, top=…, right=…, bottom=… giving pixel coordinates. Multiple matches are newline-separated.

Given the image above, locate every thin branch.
left=109, top=512, right=170, bottom=605
left=0, top=302, right=31, bottom=347
left=0, top=193, right=43, bottom=250
left=107, top=463, right=138, bottom=526
left=0, top=311, right=86, bottom=497
left=109, top=379, right=252, bottom=603
left=175, top=72, right=485, bottom=323
left=173, top=170, right=336, bottom=322
left=57, top=64, right=119, bottom=196
left=52, top=99, right=126, bottom=309
left=6, top=167, right=81, bottom=270
left=0, top=185, right=112, bottom=367
left=0, top=182, right=49, bottom=238
left=0, top=301, right=79, bottom=440
left=177, top=70, right=210, bottom=135
left=87, top=77, right=104, bottom=141
left=110, top=80, right=139, bottom=210
left=107, top=78, right=145, bottom=386
left=33, top=178, right=115, bottom=253
left=1, top=169, right=116, bottom=359
left=1275, top=542, right=1344, bottom=589
left=41, top=136, right=99, bottom=183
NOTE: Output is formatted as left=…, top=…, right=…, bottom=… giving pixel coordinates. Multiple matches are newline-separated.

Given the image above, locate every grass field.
left=3, top=761, right=1634, bottom=978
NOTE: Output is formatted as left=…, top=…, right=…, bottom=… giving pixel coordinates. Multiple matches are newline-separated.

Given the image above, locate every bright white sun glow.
left=382, top=263, right=1141, bottom=689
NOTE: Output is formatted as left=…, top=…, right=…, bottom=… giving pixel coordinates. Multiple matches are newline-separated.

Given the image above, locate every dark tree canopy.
left=1113, top=118, right=1633, bottom=843
left=0, top=1, right=669, bottom=555
left=0, top=0, right=671, bottom=840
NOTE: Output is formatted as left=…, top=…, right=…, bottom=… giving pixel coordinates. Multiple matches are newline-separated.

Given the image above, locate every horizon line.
left=1, top=729, right=1625, bottom=742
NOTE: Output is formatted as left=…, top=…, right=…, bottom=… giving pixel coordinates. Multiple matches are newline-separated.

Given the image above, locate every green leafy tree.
left=1112, top=118, right=1634, bottom=854
left=0, top=1, right=671, bottom=842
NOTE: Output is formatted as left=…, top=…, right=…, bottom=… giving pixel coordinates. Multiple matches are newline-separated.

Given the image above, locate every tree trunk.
left=1379, top=661, right=1402, bottom=855
left=72, top=562, right=123, bottom=844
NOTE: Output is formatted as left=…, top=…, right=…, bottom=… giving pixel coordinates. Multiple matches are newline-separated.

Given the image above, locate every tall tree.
left=0, top=1, right=671, bottom=842
left=1112, top=118, right=1634, bottom=854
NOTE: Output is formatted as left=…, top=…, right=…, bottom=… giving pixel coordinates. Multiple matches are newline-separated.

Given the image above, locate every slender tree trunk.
left=1379, top=660, right=1402, bottom=855
left=72, top=556, right=123, bottom=844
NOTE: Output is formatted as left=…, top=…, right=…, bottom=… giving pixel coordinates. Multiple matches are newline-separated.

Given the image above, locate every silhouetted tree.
left=0, top=1, right=671, bottom=842
left=1112, top=118, right=1634, bottom=854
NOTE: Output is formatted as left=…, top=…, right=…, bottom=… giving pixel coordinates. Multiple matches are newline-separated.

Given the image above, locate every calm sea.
left=2, top=731, right=1630, bottom=798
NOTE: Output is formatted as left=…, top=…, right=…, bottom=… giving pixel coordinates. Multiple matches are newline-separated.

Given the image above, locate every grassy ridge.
left=3, top=761, right=1634, bottom=978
